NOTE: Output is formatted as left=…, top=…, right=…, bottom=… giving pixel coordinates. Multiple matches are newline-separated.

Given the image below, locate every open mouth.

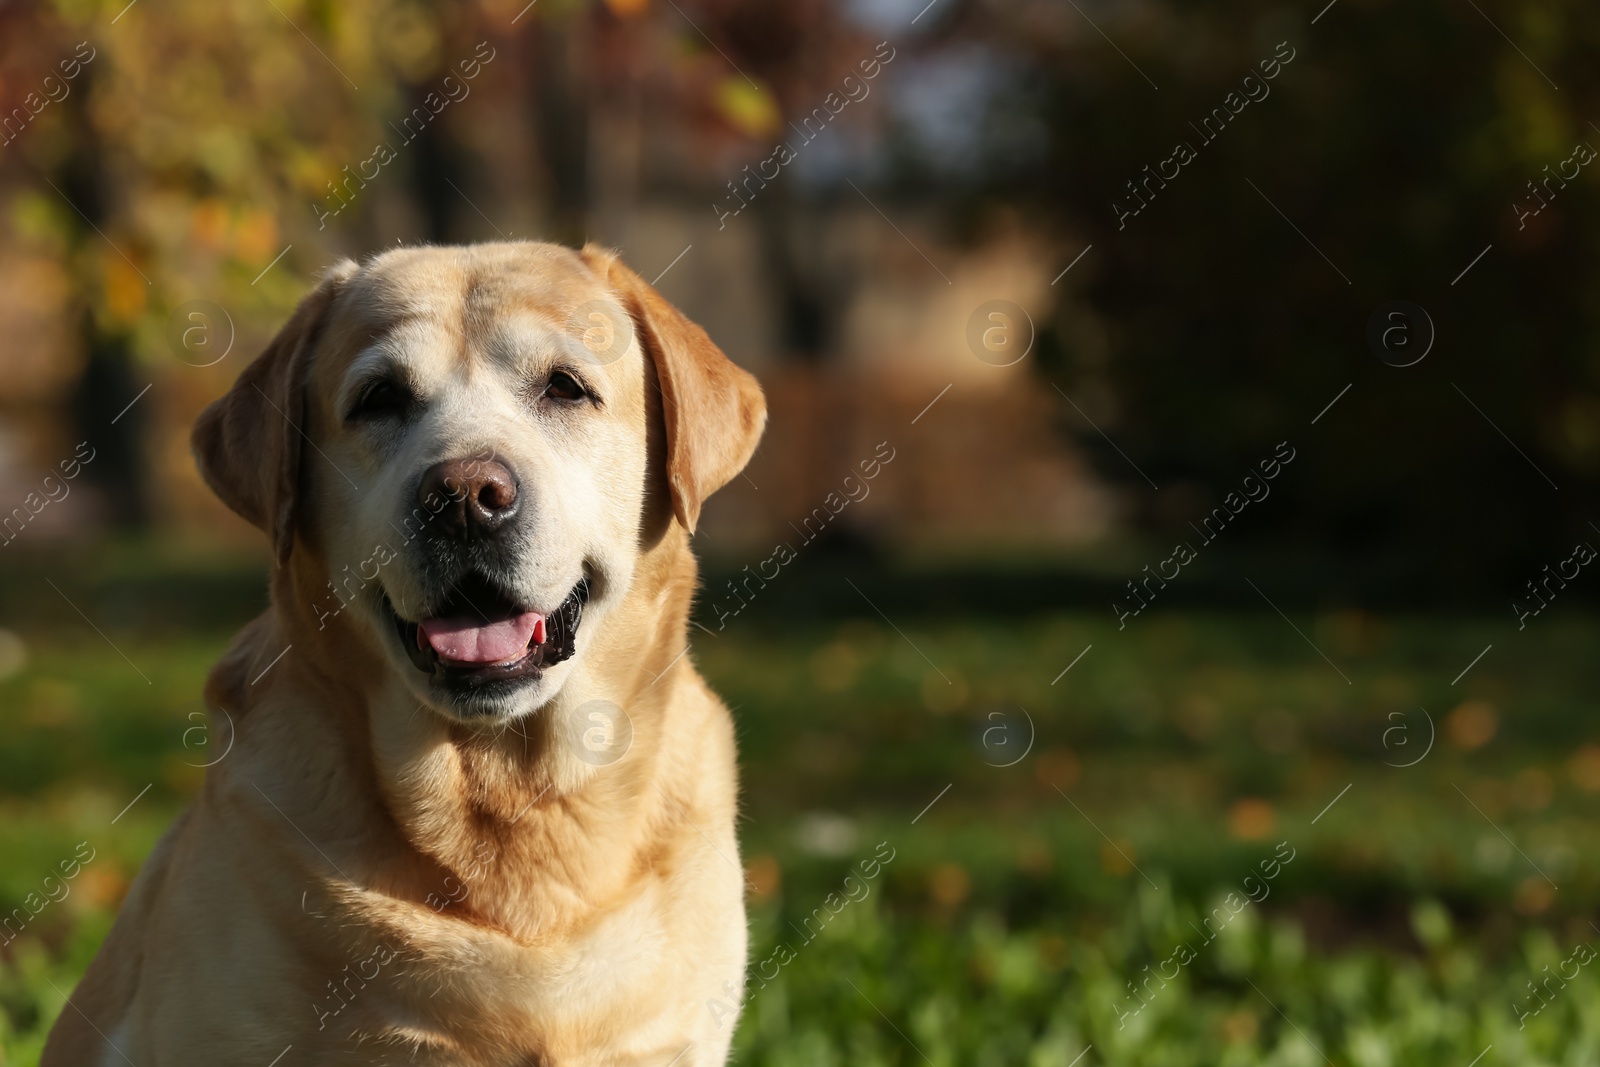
left=386, top=573, right=588, bottom=691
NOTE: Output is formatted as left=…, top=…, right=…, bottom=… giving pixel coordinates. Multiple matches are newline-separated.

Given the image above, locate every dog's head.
left=193, top=242, right=764, bottom=721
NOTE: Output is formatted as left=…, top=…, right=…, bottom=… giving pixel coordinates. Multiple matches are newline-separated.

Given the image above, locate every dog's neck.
left=246, top=521, right=703, bottom=941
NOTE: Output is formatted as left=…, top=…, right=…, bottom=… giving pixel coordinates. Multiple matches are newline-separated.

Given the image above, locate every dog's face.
left=308, top=245, right=648, bottom=720
left=193, top=242, right=764, bottom=722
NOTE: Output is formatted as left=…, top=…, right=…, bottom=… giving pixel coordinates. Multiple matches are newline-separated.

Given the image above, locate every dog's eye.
left=348, top=379, right=411, bottom=421
left=544, top=371, right=586, bottom=402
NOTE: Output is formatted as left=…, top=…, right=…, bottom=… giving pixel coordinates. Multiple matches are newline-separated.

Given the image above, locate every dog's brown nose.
left=419, top=455, right=519, bottom=537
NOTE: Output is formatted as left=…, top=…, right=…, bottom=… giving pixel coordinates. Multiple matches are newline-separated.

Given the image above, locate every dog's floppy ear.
left=582, top=244, right=766, bottom=533
left=192, top=260, right=359, bottom=564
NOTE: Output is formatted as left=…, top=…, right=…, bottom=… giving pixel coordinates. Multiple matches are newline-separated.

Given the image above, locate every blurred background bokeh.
left=3, top=0, right=1600, bottom=1063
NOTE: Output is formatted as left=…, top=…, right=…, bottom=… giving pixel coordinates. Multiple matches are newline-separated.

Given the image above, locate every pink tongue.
left=419, top=612, right=544, bottom=665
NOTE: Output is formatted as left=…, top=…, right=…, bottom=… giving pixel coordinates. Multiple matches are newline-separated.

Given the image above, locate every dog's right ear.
left=192, top=261, right=358, bottom=565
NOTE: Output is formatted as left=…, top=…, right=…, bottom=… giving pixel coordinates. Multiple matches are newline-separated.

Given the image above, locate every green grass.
left=2, top=556, right=1598, bottom=1064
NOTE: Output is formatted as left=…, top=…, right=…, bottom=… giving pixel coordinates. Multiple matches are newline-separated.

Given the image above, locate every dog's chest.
left=321, top=871, right=734, bottom=1065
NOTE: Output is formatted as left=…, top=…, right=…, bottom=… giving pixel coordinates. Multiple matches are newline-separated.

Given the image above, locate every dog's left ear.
left=582, top=245, right=766, bottom=533
left=192, top=260, right=359, bottom=564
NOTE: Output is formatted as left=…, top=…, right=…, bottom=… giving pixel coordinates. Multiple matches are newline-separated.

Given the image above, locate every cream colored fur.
left=42, top=242, right=766, bottom=1066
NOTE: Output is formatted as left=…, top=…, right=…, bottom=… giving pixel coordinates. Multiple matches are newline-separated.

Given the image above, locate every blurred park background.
left=4, top=0, right=1600, bottom=1063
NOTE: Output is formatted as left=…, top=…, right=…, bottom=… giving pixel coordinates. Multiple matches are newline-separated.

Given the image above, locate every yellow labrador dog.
left=43, top=242, right=765, bottom=1066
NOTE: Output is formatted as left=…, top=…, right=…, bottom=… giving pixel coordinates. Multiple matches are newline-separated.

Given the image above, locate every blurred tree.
left=533, top=9, right=592, bottom=246
left=903, top=0, right=1600, bottom=588
left=55, top=58, right=148, bottom=526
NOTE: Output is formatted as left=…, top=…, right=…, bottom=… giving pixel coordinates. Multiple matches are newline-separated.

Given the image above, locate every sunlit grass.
left=3, top=602, right=1599, bottom=1063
